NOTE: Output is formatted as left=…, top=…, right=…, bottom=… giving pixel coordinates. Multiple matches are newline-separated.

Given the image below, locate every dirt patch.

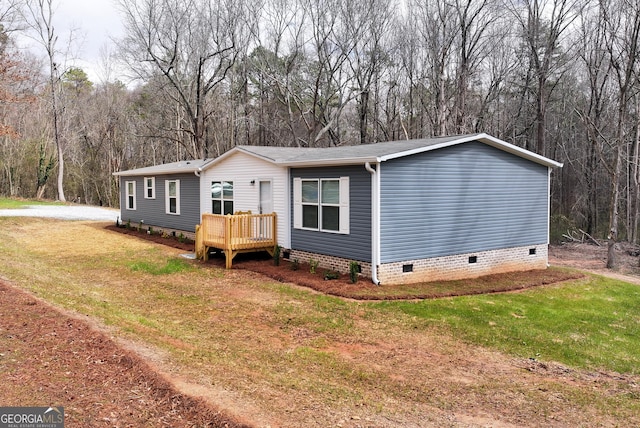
left=0, top=280, right=249, bottom=427
left=550, top=241, right=640, bottom=284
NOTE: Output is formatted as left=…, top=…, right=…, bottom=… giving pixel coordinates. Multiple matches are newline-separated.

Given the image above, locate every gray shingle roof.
left=235, top=134, right=467, bottom=164
left=230, top=133, right=562, bottom=168
left=114, top=133, right=562, bottom=176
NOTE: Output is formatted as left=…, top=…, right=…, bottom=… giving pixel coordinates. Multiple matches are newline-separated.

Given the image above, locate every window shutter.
left=339, top=176, right=349, bottom=234
left=165, top=180, right=170, bottom=214
left=174, top=179, right=181, bottom=215
left=293, top=177, right=302, bottom=229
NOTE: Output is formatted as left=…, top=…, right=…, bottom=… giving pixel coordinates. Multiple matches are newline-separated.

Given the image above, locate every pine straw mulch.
left=104, top=225, right=584, bottom=300
left=0, top=279, right=250, bottom=428
left=233, top=258, right=585, bottom=300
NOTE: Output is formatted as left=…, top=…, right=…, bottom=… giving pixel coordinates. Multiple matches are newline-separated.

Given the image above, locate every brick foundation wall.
left=287, top=245, right=548, bottom=285
left=287, top=249, right=372, bottom=278
left=122, top=221, right=196, bottom=241
left=377, top=245, right=548, bottom=285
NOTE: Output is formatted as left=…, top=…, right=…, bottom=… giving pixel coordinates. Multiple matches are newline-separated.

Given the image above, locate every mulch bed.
left=105, top=224, right=195, bottom=252
left=104, top=225, right=585, bottom=301
left=0, top=280, right=250, bottom=428
left=234, top=258, right=585, bottom=300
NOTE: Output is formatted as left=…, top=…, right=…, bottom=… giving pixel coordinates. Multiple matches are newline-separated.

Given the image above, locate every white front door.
left=259, top=180, right=273, bottom=214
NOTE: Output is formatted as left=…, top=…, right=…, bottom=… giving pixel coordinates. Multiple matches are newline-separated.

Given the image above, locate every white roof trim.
left=277, top=156, right=379, bottom=167
left=379, top=133, right=563, bottom=168
left=198, top=133, right=563, bottom=171
left=113, top=164, right=204, bottom=176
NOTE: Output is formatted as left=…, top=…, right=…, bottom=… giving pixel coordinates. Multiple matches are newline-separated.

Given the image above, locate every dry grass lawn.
left=0, top=217, right=638, bottom=427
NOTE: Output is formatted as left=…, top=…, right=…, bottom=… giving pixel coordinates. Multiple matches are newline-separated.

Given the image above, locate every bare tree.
left=575, top=3, right=613, bottom=238
left=117, top=0, right=248, bottom=159
left=506, top=0, right=584, bottom=156
left=23, top=0, right=67, bottom=201
left=450, top=0, right=497, bottom=134
left=601, top=0, right=640, bottom=267
left=342, top=0, right=394, bottom=144
left=412, top=0, right=458, bottom=136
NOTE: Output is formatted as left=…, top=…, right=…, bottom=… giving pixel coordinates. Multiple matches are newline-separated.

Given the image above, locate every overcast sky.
left=59, top=0, right=124, bottom=83
left=19, top=0, right=125, bottom=84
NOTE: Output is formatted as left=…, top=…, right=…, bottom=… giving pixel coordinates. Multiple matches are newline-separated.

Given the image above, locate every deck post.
left=195, top=224, right=204, bottom=260
left=225, top=214, right=232, bottom=269
left=197, top=213, right=277, bottom=268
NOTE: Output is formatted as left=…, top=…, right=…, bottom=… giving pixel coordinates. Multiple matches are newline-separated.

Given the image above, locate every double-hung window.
left=125, top=180, right=136, bottom=210
left=211, top=181, right=234, bottom=215
left=166, top=180, right=180, bottom=215
left=294, top=177, right=349, bottom=234
left=144, top=177, right=155, bottom=199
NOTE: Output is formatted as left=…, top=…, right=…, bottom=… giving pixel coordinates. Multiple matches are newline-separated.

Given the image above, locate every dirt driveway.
left=0, top=204, right=119, bottom=221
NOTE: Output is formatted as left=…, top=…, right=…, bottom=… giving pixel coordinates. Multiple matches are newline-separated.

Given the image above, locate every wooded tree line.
left=1, top=0, right=640, bottom=262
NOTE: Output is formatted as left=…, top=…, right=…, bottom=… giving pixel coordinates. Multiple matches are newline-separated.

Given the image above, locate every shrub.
left=323, top=270, right=339, bottom=280
left=309, top=258, right=319, bottom=274
left=349, top=261, right=360, bottom=284
left=273, top=245, right=281, bottom=266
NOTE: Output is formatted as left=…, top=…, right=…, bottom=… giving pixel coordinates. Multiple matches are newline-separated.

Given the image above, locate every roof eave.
left=280, top=156, right=380, bottom=167
left=113, top=168, right=200, bottom=177
left=379, top=133, right=563, bottom=168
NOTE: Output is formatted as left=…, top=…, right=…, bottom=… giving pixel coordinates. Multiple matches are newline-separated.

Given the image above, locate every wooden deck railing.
left=195, top=213, right=277, bottom=268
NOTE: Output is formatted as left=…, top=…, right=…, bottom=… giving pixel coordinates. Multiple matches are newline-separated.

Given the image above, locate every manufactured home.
left=115, top=133, right=562, bottom=284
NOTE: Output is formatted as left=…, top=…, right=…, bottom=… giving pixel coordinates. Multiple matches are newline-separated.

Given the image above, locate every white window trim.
left=293, top=176, right=349, bottom=234
left=125, top=180, right=136, bottom=210
left=144, top=177, right=156, bottom=199
left=165, top=179, right=181, bottom=215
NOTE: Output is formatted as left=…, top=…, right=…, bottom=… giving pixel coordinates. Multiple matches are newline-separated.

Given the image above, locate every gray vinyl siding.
left=119, top=173, right=201, bottom=233
left=291, top=166, right=372, bottom=262
left=379, top=142, right=549, bottom=263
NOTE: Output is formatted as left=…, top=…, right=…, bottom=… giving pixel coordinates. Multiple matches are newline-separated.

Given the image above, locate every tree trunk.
left=359, top=89, right=369, bottom=144
left=607, top=144, right=622, bottom=268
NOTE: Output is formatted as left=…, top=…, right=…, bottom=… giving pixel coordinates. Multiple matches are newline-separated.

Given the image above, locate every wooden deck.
left=195, top=213, right=277, bottom=268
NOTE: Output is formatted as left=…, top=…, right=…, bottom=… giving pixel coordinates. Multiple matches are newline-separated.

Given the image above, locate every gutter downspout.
left=365, top=162, right=381, bottom=285
left=547, top=167, right=551, bottom=268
